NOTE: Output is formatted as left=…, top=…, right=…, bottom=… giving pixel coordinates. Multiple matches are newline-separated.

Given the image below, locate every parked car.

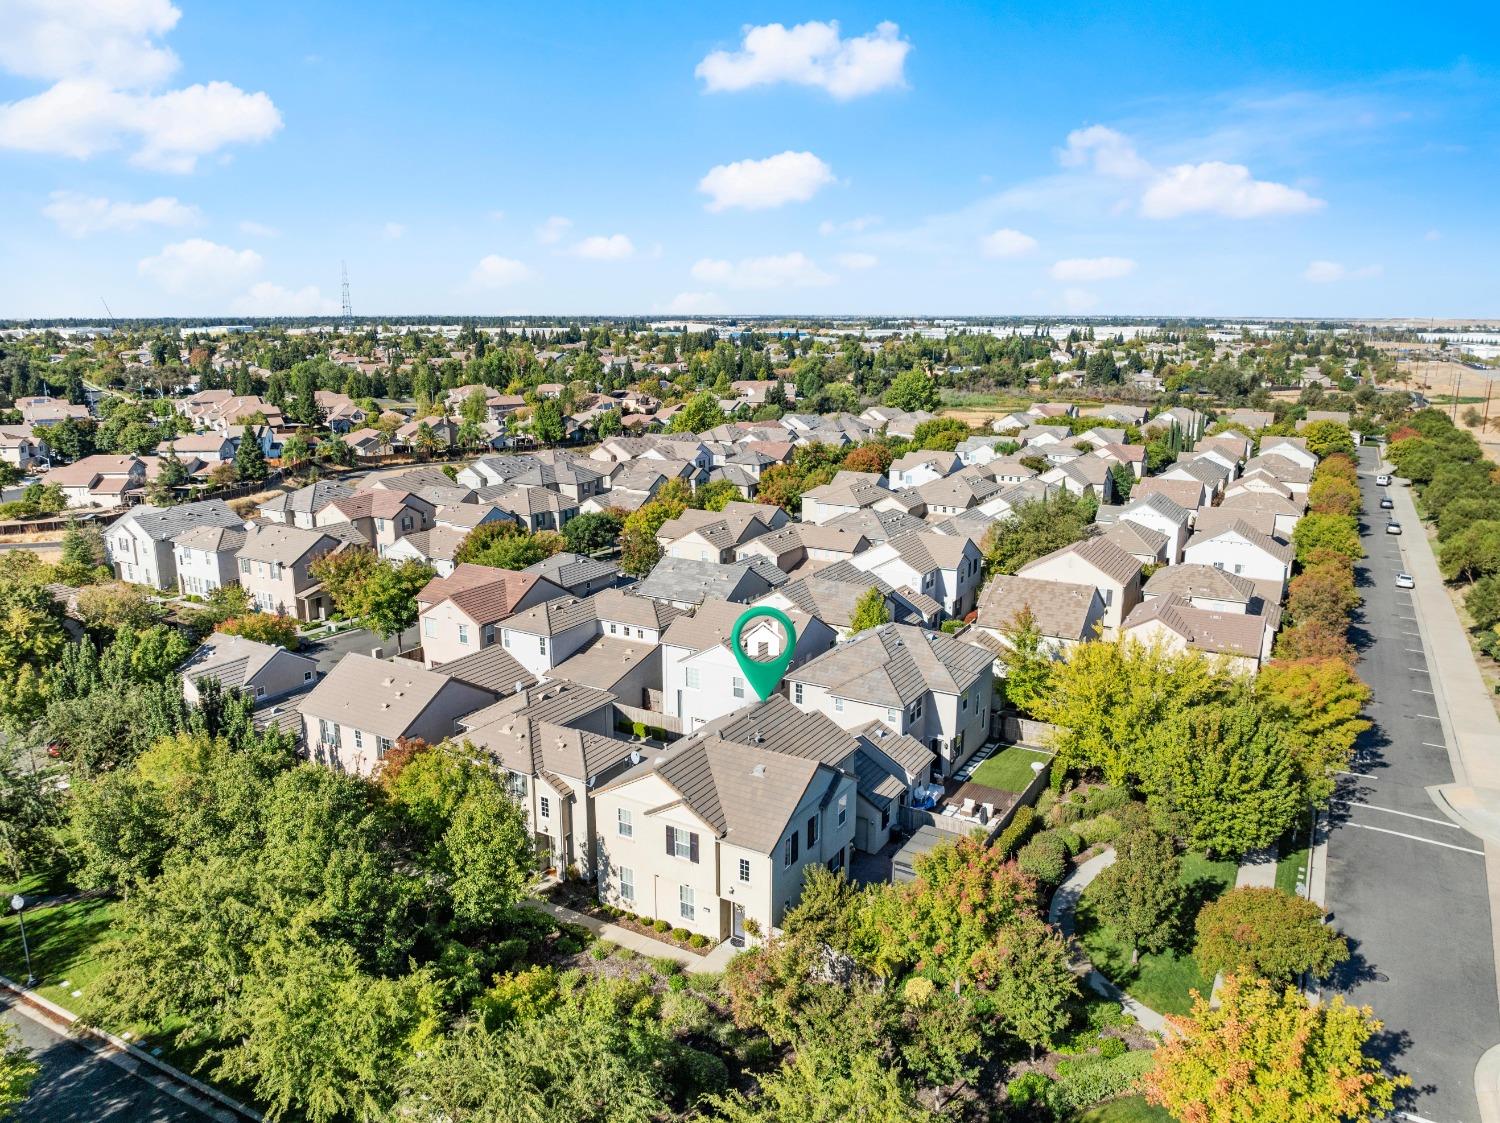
left=1380, top=496, right=1394, bottom=510
left=1376, top=473, right=1392, bottom=486
left=1395, top=572, right=1415, bottom=589
left=1386, top=521, right=1402, bottom=535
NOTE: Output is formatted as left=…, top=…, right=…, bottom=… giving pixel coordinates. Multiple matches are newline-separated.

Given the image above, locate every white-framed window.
left=401, top=516, right=412, bottom=531
left=732, top=676, right=745, bottom=699
left=668, top=826, right=696, bottom=861
left=962, top=694, right=968, bottom=712
left=794, top=682, right=803, bottom=703
left=679, top=884, right=695, bottom=920
left=619, top=867, right=635, bottom=902
left=738, top=858, right=751, bottom=883
left=377, top=737, right=393, bottom=757
left=837, top=795, right=848, bottom=827
left=303, top=670, right=314, bottom=682
left=685, top=667, right=701, bottom=689
left=617, top=807, right=633, bottom=837
left=609, top=622, right=617, bottom=634
left=887, top=707, right=898, bottom=723
left=353, top=729, right=363, bottom=749
left=318, top=718, right=336, bottom=744
left=458, top=623, right=470, bottom=645
left=239, top=558, right=250, bottom=575
left=540, top=796, right=551, bottom=819
left=539, top=636, right=547, bottom=655
left=254, top=685, right=266, bottom=699
left=423, top=618, right=435, bottom=637
left=782, top=834, right=799, bottom=867
left=834, top=696, right=844, bottom=712
left=806, top=816, right=818, bottom=846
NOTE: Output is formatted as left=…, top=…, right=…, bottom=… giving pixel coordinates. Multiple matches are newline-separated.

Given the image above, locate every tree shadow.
left=1362, top=1024, right=1436, bottom=1113
left=1321, top=934, right=1385, bottom=989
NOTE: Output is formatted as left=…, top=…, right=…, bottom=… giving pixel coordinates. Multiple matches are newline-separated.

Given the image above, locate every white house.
left=1182, top=521, right=1294, bottom=595
left=105, top=499, right=243, bottom=590
left=1016, top=536, right=1143, bottom=631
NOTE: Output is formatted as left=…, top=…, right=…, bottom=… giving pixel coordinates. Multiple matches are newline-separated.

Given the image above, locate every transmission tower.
left=340, top=261, right=352, bottom=322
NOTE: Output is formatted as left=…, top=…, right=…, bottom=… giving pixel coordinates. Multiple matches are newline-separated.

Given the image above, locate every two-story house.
left=180, top=632, right=318, bottom=706
left=172, top=523, right=248, bottom=596
left=237, top=523, right=359, bottom=620
left=1017, top=536, right=1143, bottom=632
left=847, top=531, right=984, bottom=619
left=105, top=499, right=243, bottom=590
left=315, top=489, right=436, bottom=554
left=417, top=564, right=570, bottom=667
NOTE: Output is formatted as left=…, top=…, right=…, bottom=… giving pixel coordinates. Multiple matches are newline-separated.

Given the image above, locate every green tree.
left=592, top=408, right=622, bottom=438
left=983, top=492, right=1094, bottom=574
left=1441, top=520, right=1500, bottom=582
left=216, top=613, right=302, bottom=649
left=1255, top=658, right=1370, bottom=804
left=619, top=496, right=685, bottom=576
left=454, top=523, right=564, bottom=570
left=1300, top=420, right=1357, bottom=459
left=1109, top=463, right=1135, bottom=502
left=976, top=916, right=1078, bottom=1053
left=998, top=604, right=1052, bottom=717
left=709, top=1043, right=927, bottom=1123
left=57, top=519, right=106, bottom=583
left=1143, top=976, right=1408, bottom=1123
left=529, top=399, right=566, bottom=445
left=234, top=432, right=269, bottom=483
left=1090, top=828, right=1182, bottom=964
left=1144, top=702, right=1303, bottom=856
left=280, top=432, right=312, bottom=470
left=1467, top=575, right=1500, bottom=631
left=849, top=586, right=891, bottom=634
left=667, top=391, right=726, bottom=434
left=340, top=559, right=437, bottom=639
left=561, top=510, right=622, bottom=555
left=693, top=479, right=740, bottom=512
left=1292, top=512, right=1362, bottom=564
left=882, top=368, right=940, bottom=412
left=1194, top=887, right=1349, bottom=982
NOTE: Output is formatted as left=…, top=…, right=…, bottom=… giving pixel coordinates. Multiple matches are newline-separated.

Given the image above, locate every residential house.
left=523, top=552, right=622, bottom=598
left=258, top=480, right=354, bottom=529
left=1142, top=564, right=1259, bottom=614
left=180, top=632, right=318, bottom=706
left=1258, top=435, right=1318, bottom=471
left=661, top=599, right=834, bottom=733
left=1111, top=493, right=1191, bottom=563
left=172, top=523, right=248, bottom=596
left=889, top=450, right=961, bottom=489
left=801, top=471, right=925, bottom=525
left=635, top=557, right=787, bottom=611
left=302, top=654, right=495, bottom=775
left=1121, top=595, right=1276, bottom=673
left=734, top=523, right=870, bottom=574
left=848, top=531, right=984, bottom=619
left=657, top=507, right=778, bottom=564
left=315, top=489, right=436, bottom=554
left=105, top=499, right=242, bottom=589
left=1017, top=537, right=1142, bottom=630
left=786, top=623, right=993, bottom=778
left=0, top=426, right=49, bottom=471
left=417, top=564, right=570, bottom=667
left=236, top=523, right=352, bottom=620
left=498, top=588, right=686, bottom=676
left=973, top=574, right=1105, bottom=657
left=44, top=454, right=150, bottom=508
left=1099, top=520, right=1170, bottom=568
left=1182, top=520, right=1294, bottom=595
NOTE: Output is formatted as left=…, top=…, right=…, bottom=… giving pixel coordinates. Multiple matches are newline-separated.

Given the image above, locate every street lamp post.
left=10, top=894, right=36, bottom=988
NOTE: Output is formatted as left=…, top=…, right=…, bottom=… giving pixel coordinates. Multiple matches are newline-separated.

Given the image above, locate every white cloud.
left=695, top=20, right=910, bottom=100
left=1303, top=260, right=1382, bottom=283
left=1059, top=126, right=1153, bottom=179
left=0, top=2, right=282, bottom=173
left=1141, top=161, right=1324, bottom=219
left=535, top=216, right=571, bottom=244
left=665, top=291, right=726, bottom=314
left=0, top=0, right=183, bottom=90
left=570, top=234, right=635, bottom=261
left=1061, top=288, right=1099, bottom=313
left=835, top=252, right=878, bottom=270
left=691, top=252, right=833, bottom=290
left=238, top=219, right=279, bottom=237
left=138, top=238, right=261, bottom=294
left=1424, top=229, right=1441, bottom=241
left=1050, top=257, right=1136, bottom=282
left=979, top=228, right=1038, bottom=258
left=42, top=189, right=199, bottom=237
left=382, top=222, right=405, bottom=239
left=231, top=282, right=339, bottom=316
left=471, top=255, right=531, bottom=287
left=699, top=151, right=835, bottom=212
left=818, top=215, right=879, bottom=236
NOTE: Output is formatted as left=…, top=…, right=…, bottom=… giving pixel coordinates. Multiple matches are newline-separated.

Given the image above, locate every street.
left=0, top=998, right=208, bottom=1123
left=1322, top=445, right=1499, bottom=1121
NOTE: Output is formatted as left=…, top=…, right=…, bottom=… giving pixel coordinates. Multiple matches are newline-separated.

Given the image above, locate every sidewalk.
left=1048, top=848, right=1167, bottom=1034
left=522, top=897, right=740, bottom=974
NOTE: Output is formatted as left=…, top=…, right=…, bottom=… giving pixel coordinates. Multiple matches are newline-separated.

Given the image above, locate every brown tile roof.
left=1143, top=563, right=1255, bottom=606
left=977, top=574, right=1102, bottom=641
left=788, top=623, right=991, bottom=704
left=1123, top=595, right=1271, bottom=661
left=1019, top=535, right=1142, bottom=586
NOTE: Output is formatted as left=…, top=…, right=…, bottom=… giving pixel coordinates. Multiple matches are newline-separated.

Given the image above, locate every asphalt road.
left=304, top=622, right=420, bottom=675
left=0, top=998, right=207, bottom=1123
left=1322, top=445, right=1498, bottom=1122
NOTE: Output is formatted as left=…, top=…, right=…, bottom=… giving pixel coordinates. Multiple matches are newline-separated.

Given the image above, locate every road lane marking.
left=1413, top=688, right=1434, bottom=695
left=1405, top=648, right=1425, bottom=654
left=1416, top=713, right=1441, bottom=720
left=1422, top=742, right=1446, bottom=749
left=1407, top=666, right=1428, bottom=672
left=1329, top=799, right=1460, bottom=829
left=1403, top=631, right=1422, bottom=637
left=1338, top=822, right=1483, bottom=854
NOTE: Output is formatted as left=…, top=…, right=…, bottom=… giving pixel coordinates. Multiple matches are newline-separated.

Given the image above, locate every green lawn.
left=969, top=746, right=1052, bottom=793
left=1276, top=842, right=1310, bottom=896
left=1072, top=1095, right=1175, bottom=1123
left=0, top=889, right=119, bottom=1010
left=1074, top=852, right=1236, bottom=1016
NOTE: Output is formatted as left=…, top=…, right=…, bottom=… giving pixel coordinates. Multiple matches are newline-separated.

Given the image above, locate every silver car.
left=1395, top=573, right=1415, bottom=589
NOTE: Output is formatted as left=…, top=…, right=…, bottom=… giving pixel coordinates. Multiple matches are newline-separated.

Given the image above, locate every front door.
left=730, top=902, right=746, bottom=946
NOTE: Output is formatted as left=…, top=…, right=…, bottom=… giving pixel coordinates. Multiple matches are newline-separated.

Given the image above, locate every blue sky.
left=1, top=0, right=1497, bottom=318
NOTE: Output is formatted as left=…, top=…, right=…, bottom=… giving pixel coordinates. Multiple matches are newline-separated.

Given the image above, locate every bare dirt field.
left=1392, top=360, right=1500, bottom=466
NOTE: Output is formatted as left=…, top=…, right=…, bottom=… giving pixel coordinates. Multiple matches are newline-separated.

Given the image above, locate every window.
left=880, top=806, right=890, bottom=829
left=887, top=707, right=899, bottom=724
left=806, top=816, right=817, bottom=846
left=732, top=676, right=745, bottom=699
left=401, top=516, right=412, bottom=531
left=609, top=622, right=617, bottom=634
left=738, top=858, right=751, bottom=883
left=833, top=696, right=844, bottom=712
left=539, top=636, right=547, bottom=655
left=837, top=795, right=847, bottom=827
left=423, top=618, right=435, bottom=638
left=303, top=670, right=314, bottom=682
left=962, top=694, right=968, bottom=712
left=685, top=667, right=701, bottom=689
left=239, top=558, right=250, bottom=575
left=318, top=718, right=336, bottom=745
left=667, top=826, right=698, bottom=862
left=636, top=627, right=645, bottom=639
left=377, top=737, right=393, bottom=758
left=540, top=796, right=551, bottom=819
left=619, top=867, right=635, bottom=902
left=353, top=730, right=363, bottom=749
left=507, top=771, right=528, bottom=799
left=793, top=683, right=803, bottom=704
left=679, top=884, right=695, bottom=921
left=254, top=685, right=266, bottom=699
left=458, top=623, right=470, bottom=645
left=783, top=833, right=799, bottom=868
left=483, top=624, right=495, bottom=646
left=617, top=807, right=633, bottom=838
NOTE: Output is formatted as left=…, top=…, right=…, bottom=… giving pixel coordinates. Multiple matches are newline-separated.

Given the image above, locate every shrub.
left=667, top=973, right=689, bottom=992
left=995, top=805, right=1037, bottom=858
left=672, top=927, right=690, bottom=941
left=654, top=956, right=683, bottom=976
left=1076, top=813, right=1121, bottom=847
left=688, top=933, right=709, bottom=949
left=1017, top=831, right=1070, bottom=886
left=736, top=1035, right=775, bottom=1067
left=1006, top=1071, right=1053, bottom=1108
left=1047, top=1050, right=1154, bottom=1112
left=554, top=936, right=584, bottom=956
left=1194, top=886, right=1350, bottom=982
left=1098, top=1035, right=1127, bottom=1059
left=613, top=946, right=637, bottom=962
left=1085, top=786, right=1131, bottom=816
left=660, top=990, right=712, bottom=1037
left=652, top=918, right=671, bottom=933
left=665, top=1047, right=728, bottom=1101
left=492, top=937, right=529, bottom=971
left=1056, top=830, right=1083, bottom=856
left=588, top=941, right=611, bottom=961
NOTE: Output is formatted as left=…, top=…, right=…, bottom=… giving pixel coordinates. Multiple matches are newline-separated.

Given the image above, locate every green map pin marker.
left=730, top=606, right=798, bottom=701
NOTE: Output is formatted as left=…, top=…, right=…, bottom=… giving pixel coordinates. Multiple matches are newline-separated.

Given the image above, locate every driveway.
left=1321, top=445, right=1499, bottom=1121
left=303, top=623, right=420, bottom=675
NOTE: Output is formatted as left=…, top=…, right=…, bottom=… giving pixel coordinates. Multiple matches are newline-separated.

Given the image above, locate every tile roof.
left=523, top=551, right=620, bottom=590
left=635, top=557, right=786, bottom=606
left=113, top=498, right=241, bottom=543
left=237, top=522, right=340, bottom=565
left=789, top=623, right=992, bottom=704
left=1019, top=535, right=1142, bottom=586
left=1185, top=519, right=1295, bottom=566
left=1143, top=563, right=1255, bottom=606
left=545, top=636, right=657, bottom=691
left=977, top=574, right=1102, bottom=641
left=1123, top=595, right=1272, bottom=660
left=172, top=523, right=248, bottom=553
left=434, top=644, right=538, bottom=694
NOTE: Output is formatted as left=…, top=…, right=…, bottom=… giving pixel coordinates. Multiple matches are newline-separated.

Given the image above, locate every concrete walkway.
left=1384, top=463, right=1500, bottom=1123
left=1233, top=848, right=1277, bottom=890
left=1049, top=848, right=1167, bottom=1034
left=522, top=897, right=740, bottom=975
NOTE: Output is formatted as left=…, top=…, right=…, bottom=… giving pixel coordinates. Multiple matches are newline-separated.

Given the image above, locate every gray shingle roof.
left=115, top=499, right=242, bottom=542
left=789, top=623, right=991, bottom=704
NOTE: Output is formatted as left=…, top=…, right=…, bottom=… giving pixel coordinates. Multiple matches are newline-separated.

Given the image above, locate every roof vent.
left=752, top=763, right=766, bottom=777
left=629, top=750, right=642, bottom=765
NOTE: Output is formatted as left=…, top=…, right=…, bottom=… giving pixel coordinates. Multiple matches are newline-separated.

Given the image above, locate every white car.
left=1376, top=473, right=1392, bottom=487
left=1386, top=521, right=1402, bottom=535
left=1395, top=573, right=1415, bottom=589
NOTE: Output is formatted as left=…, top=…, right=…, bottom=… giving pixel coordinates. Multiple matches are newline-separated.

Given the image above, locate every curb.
left=0, top=974, right=260, bottom=1122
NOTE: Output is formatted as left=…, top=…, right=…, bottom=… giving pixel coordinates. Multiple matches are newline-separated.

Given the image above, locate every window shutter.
left=665, top=825, right=675, bottom=856
left=689, top=832, right=700, bottom=864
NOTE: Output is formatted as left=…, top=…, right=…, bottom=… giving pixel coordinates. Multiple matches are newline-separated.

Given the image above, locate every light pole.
left=10, top=894, right=36, bottom=988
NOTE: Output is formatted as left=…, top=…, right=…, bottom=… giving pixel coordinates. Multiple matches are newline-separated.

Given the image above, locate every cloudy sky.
left=0, top=0, right=1496, bottom=318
